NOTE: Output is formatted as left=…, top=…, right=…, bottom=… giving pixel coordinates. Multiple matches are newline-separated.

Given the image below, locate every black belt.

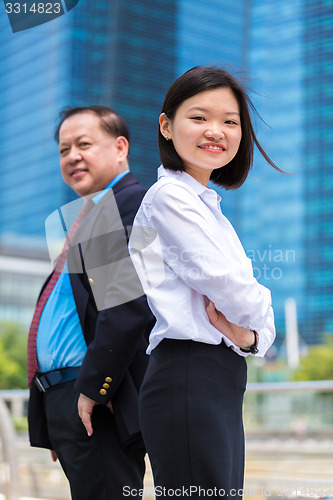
left=34, top=367, right=80, bottom=392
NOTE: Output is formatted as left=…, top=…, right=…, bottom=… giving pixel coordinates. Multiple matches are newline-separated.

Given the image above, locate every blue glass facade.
left=236, top=0, right=306, bottom=340
left=0, top=0, right=177, bottom=245
left=0, top=16, right=72, bottom=245
left=231, top=0, right=333, bottom=343
left=302, top=0, right=333, bottom=339
left=176, top=0, right=247, bottom=73
left=0, top=0, right=332, bottom=344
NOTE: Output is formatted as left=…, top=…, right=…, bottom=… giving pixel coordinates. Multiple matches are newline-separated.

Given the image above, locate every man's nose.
left=68, top=146, right=82, bottom=162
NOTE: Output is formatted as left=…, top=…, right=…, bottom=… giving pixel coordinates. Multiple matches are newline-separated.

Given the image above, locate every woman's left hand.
left=206, top=300, right=255, bottom=350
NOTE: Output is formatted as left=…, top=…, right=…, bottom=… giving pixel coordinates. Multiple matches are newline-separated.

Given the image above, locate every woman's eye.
left=191, top=116, right=206, bottom=121
left=225, top=120, right=238, bottom=125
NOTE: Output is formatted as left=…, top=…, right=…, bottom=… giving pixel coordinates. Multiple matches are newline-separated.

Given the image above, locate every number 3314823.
left=5, top=3, right=61, bottom=14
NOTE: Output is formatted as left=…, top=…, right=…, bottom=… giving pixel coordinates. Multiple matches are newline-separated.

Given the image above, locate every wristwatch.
left=240, top=330, right=259, bottom=354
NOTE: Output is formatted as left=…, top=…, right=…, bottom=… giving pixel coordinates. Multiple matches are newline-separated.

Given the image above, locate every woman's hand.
left=206, top=300, right=255, bottom=350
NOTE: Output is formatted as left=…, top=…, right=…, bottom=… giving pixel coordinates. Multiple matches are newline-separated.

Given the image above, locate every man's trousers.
left=43, top=380, right=145, bottom=500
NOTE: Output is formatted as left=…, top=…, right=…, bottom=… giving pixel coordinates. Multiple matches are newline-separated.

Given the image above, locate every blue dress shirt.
left=37, top=170, right=130, bottom=373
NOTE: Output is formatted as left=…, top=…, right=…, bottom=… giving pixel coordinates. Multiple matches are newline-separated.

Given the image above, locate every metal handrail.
left=0, top=382, right=332, bottom=499
left=0, top=399, right=21, bottom=499
left=1, top=380, right=333, bottom=405
left=246, top=380, right=333, bottom=393
left=0, top=389, right=29, bottom=399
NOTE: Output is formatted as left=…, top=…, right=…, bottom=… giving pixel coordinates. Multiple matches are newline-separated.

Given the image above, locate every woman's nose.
left=204, top=126, right=225, bottom=140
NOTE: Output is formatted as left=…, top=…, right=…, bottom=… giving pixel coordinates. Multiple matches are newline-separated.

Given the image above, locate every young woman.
left=130, top=66, right=279, bottom=499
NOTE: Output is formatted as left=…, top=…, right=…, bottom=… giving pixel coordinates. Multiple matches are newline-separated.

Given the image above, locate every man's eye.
left=79, top=142, right=90, bottom=147
left=60, top=148, right=69, bottom=155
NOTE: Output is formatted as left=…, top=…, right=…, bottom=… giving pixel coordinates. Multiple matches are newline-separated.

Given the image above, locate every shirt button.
left=105, top=377, right=112, bottom=383
left=100, top=389, right=107, bottom=396
left=88, top=278, right=94, bottom=285
left=103, top=383, right=110, bottom=389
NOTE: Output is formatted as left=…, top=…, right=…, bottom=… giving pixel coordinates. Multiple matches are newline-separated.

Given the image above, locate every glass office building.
left=302, top=0, right=333, bottom=339
left=0, top=0, right=177, bottom=248
left=236, top=0, right=306, bottom=339
left=0, top=0, right=332, bottom=344
left=237, top=0, right=333, bottom=343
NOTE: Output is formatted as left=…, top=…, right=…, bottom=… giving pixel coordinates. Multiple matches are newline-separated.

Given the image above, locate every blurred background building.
left=0, top=0, right=332, bottom=350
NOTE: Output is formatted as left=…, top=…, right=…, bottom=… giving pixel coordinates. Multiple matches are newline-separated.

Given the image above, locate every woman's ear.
left=159, top=113, right=172, bottom=141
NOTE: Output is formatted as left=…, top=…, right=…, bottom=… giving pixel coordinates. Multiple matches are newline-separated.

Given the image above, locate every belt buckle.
left=35, top=375, right=46, bottom=392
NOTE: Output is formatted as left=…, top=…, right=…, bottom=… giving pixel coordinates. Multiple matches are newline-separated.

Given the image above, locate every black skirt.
left=139, top=339, right=247, bottom=499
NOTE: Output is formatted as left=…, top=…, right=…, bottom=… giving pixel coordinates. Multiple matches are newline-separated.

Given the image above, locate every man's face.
left=58, top=112, right=129, bottom=197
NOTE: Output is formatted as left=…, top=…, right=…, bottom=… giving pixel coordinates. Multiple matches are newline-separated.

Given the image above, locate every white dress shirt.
left=129, top=165, right=276, bottom=357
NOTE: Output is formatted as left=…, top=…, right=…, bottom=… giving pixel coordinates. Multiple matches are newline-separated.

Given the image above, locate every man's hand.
left=206, top=300, right=255, bottom=350
left=78, top=393, right=114, bottom=437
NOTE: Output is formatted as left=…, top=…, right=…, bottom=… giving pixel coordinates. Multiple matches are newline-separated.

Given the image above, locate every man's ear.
left=159, top=113, right=172, bottom=140
left=114, top=136, right=129, bottom=162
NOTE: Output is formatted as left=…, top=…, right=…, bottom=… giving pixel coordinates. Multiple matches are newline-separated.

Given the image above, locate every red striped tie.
left=27, top=200, right=93, bottom=386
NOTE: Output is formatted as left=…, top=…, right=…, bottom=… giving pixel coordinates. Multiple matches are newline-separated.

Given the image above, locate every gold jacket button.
left=105, top=377, right=112, bottom=383
left=88, top=278, right=94, bottom=285
left=103, top=383, right=110, bottom=389
left=100, top=389, right=107, bottom=396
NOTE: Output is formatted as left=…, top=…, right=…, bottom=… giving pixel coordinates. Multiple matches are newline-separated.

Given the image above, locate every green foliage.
left=293, top=336, right=333, bottom=381
left=12, top=416, right=28, bottom=432
left=0, top=322, right=27, bottom=389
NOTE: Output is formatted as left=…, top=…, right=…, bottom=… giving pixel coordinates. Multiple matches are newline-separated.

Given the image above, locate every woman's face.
left=160, top=87, right=242, bottom=186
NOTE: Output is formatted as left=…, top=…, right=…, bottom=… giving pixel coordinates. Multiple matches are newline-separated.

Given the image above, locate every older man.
left=27, top=106, right=154, bottom=500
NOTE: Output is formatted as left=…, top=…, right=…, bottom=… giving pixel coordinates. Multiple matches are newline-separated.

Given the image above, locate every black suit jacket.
left=28, top=172, right=155, bottom=449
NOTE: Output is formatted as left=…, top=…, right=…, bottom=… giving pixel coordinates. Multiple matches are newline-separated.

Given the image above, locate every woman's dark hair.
left=54, top=105, right=130, bottom=149
left=159, top=66, right=283, bottom=189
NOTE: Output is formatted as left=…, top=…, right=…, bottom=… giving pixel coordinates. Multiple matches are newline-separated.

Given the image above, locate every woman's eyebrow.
left=187, top=106, right=240, bottom=116
left=187, top=106, right=209, bottom=112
